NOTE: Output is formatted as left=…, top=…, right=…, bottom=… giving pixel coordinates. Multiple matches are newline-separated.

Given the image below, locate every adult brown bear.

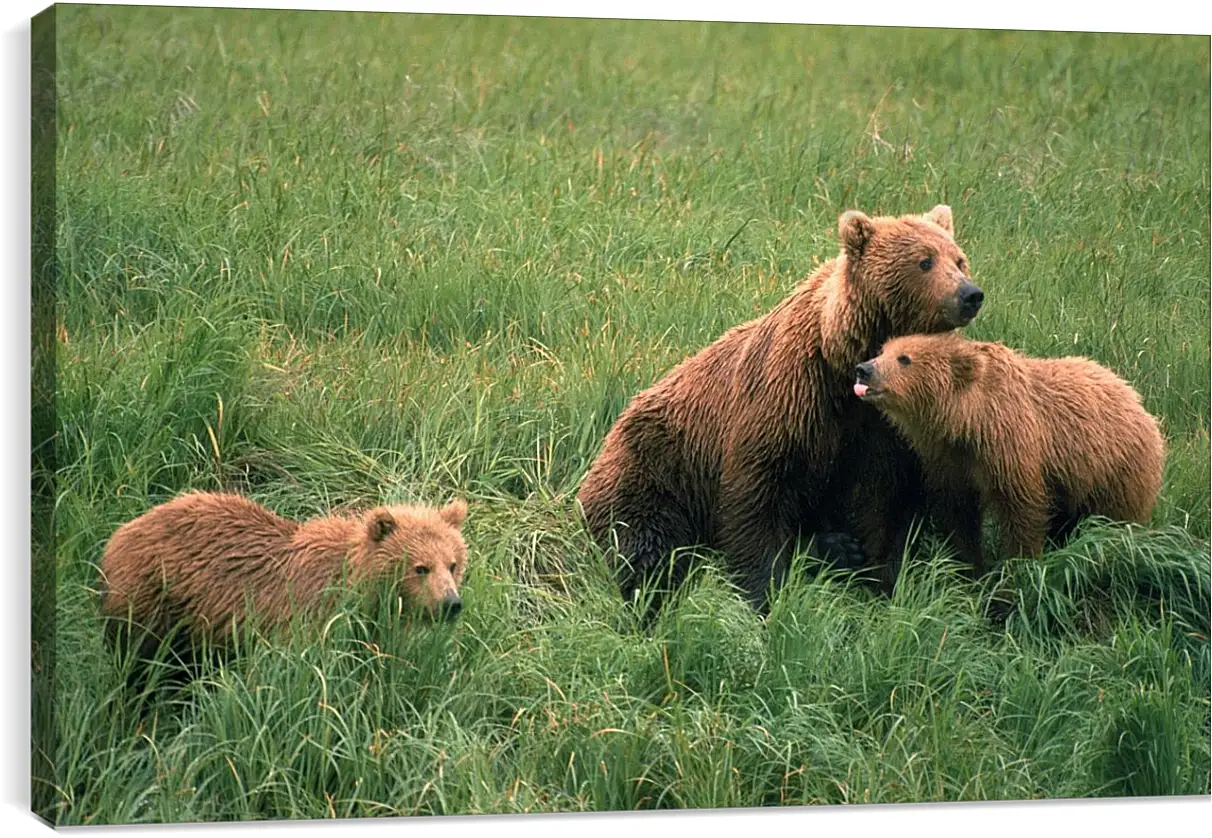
left=578, top=205, right=984, bottom=611
left=855, top=332, right=1165, bottom=572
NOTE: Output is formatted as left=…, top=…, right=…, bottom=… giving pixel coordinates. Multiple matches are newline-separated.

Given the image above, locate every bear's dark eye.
left=897, top=354, right=912, bottom=366
left=918, top=257, right=934, bottom=272
left=957, top=257, right=966, bottom=271
left=450, top=563, right=457, bottom=573
left=414, top=566, right=429, bottom=576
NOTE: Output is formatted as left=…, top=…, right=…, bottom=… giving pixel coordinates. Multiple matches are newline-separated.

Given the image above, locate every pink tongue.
left=854, top=382, right=869, bottom=397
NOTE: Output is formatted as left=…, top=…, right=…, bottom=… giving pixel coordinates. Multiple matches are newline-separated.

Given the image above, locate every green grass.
left=42, top=5, right=1210, bottom=824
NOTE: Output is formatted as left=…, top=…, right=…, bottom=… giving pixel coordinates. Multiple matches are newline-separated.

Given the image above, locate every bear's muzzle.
left=956, top=280, right=984, bottom=323
left=438, top=592, right=463, bottom=621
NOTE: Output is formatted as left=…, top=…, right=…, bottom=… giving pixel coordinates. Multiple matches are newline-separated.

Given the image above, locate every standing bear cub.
left=854, top=332, right=1165, bottom=572
left=100, top=492, right=470, bottom=664
left=578, top=206, right=984, bottom=610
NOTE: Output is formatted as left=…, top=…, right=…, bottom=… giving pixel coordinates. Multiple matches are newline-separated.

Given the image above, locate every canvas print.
left=30, top=2, right=1211, bottom=825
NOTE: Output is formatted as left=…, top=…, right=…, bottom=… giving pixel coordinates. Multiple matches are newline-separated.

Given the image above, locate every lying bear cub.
left=100, top=491, right=470, bottom=673
left=855, top=332, right=1164, bottom=573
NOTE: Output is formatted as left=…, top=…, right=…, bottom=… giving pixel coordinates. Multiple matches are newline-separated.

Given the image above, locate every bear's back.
left=1027, top=355, right=1164, bottom=498
left=100, top=492, right=301, bottom=630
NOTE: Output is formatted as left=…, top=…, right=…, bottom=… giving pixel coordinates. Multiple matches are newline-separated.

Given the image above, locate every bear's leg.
left=613, top=526, right=689, bottom=605
left=837, top=438, right=926, bottom=593
left=984, top=462, right=1051, bottom=560
left=108, top=617, right=199, bottom=698
left=602, top=504, right=699, bottom=614
left=849, top=502, right=915, bottom=593
left=718, top=473, right=823, bottom=611
left=995, top=501, right=1049, bottom=560
left=1046, top=511, right=1082, bottom=547
left=578, top=432, right=703, bottom=615
left=1090, top=484, right=1154, bottom=529
left=932, top=485, right=986, bottom=576
left=716, top=421, right=861, bottom=610
left=105, top=589, right=208, bottom=699
left=1042, top=482, right=1083, bottom=548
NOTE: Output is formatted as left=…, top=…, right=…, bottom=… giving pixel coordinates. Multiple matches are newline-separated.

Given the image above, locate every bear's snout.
left=853, top=361, right=880, bottom=399
left=438, top=592, right=462, bottom=621
left=956, top=281, right=984, bottom=320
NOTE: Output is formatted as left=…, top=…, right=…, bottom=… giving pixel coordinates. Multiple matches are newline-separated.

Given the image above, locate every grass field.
left=36, top=4, right=1211, bottom=824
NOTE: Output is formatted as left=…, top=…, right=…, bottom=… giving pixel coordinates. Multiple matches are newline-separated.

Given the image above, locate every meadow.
left=36, top=5, right=1211, bottom=824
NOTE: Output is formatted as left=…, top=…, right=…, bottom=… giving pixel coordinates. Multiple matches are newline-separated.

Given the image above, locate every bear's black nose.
left=439, top=594, right=462, bottom=621
left=855, top=362, right=874, bottom=383
left=958, top=282, right=984, bottom=314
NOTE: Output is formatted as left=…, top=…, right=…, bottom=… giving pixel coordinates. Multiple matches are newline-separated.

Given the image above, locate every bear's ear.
left=950, top=351, right=979, bottom=390
left=838, top=210, right=876, bottom=257
left=369, top=509, right=397, bottom=542
left=439, top=499, right=468, bottom=530
left=925, top=204, right=953, bottom=233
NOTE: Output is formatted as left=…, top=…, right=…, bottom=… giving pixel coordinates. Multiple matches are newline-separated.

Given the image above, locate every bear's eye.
left=957, top=257, right=967, bottom=271
left=450, top=563, right=457, bottom=573
left=918, top=257, right=934, bottom=272
left=897, top=354, right=912, bottom=366
left=414, top=566, right=429, bottom=576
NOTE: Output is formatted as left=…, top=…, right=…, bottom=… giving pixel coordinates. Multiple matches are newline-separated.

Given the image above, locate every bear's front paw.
left=811, top=531, right=868, bottom=571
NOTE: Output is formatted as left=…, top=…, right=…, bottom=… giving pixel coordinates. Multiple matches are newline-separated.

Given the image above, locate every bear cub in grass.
left=578, top=205, right=985, bottom=611
left=100, top=492, right=470, bottom=664
left=854, top=332, right=1165, bottom=573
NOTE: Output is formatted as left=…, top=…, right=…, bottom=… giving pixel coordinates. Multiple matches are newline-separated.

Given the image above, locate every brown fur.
left=857, top=332, right=1165, bottom=571
left=100, top=492, right=470, bottom=653
left=578, top=206, right=984, bottom=608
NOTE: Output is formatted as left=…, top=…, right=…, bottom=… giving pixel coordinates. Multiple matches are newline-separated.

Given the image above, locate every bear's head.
left=353, top=499, right=469, bottom=621
left=852, top=332, right=984, bottom=426
left=838, top=204, right=984, bottom=335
